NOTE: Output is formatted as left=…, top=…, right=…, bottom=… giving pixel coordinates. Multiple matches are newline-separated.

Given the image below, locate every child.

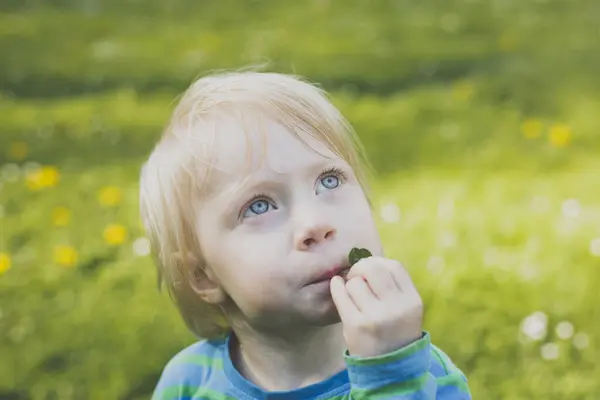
left=139, top=70, right=472, bottom=399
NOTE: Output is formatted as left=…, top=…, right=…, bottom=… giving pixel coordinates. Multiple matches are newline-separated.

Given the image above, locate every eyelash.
left=319, top=166, right=348, bottom=184
left=239, top=167, right=348, bottom=218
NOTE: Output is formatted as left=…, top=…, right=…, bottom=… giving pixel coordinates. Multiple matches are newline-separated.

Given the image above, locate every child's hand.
left=330, top=256, right=423, bottom=358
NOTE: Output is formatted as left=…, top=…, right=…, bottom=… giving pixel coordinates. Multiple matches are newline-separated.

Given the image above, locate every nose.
left=294, top=221, right=337, bottom=251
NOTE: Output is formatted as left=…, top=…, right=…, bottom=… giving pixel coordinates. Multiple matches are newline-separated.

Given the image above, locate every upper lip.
left=307, top=264, right=350, bottom=284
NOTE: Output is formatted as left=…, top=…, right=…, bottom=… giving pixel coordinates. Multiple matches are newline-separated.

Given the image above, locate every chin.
left=311, top=312, right=342, bottom=327
left=300, top=303, right=342, bottom=327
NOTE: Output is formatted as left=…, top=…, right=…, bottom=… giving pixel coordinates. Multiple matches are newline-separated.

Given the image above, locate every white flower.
left=521, top=311, right=548, bottom=341
left=573, top=332, right=589, bottom=350
left=427, top=256, right=445, bottom=275
left=439, top=231, right=456, bottom=248
left=541, top=343, right=560, bottom=360
left=555, top=321, right=574, bottom=340
left=1, top=163, right=20, bottom=182
left=380, top=203, right=400, bottom=223
left=561, top=199, right=581, bottom=218
left=589, top=238, right=600, bottom=257
left=133, top=237, right=151, bottom=257
left=518, top=264, right=538, bottom=282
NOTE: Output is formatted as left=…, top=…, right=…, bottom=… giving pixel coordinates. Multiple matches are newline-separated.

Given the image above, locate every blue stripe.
left=347, top=345, right=430, bottom=389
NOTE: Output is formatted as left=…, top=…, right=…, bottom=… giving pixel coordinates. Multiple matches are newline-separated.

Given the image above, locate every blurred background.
left=1, top=0, right=599, bottom=399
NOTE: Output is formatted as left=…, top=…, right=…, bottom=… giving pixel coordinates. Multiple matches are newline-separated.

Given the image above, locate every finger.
left=381, top=259, right=420, bottom=297
left=345, top=256, right=372, bottom=281
left=344, top=276, right=378, bottom=312
left=330, top=275, right=360, bottom=321
left=346, top=259, right=399, bottom=300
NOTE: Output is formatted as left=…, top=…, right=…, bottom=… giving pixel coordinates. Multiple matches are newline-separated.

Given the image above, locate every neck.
left=228, top=322, right=347, bottom=391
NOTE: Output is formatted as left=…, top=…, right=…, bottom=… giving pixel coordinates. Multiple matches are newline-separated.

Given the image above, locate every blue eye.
left=320, top=175, right=340, bottom=190
left=250, top=199, right=270, bottom=214
left=242, top=197, right=276, bottom=218
left=317, top=168, right=346, bottom=194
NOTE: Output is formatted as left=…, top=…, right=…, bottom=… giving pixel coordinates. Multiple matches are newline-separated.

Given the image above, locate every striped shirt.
left=152, top=331, right=471, bottom=399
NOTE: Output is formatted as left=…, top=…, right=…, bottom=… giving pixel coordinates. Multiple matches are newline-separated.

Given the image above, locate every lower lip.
left=308, top=273, right=346, bottom=288
left=307, top=279, right=332, bottom=291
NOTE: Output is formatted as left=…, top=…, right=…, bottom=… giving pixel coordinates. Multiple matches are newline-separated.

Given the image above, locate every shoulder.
left=151, top=337, right=227, bottom=400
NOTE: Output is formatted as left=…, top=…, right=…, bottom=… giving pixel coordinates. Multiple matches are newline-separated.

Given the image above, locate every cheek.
left=216, top=234, right=291, bottom=314
left=218, top=230, right=289, bottom=284
left=341, top=189, right=381, bottom=243
left=237, top=279, right=284, bottom=310
left=337, top=186, right=373, bottom=220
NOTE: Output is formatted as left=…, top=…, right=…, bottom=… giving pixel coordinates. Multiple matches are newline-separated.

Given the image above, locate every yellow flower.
left=549, top=124, right=572, bottom=147
left=452, top=80, right=475, bottom=102
left=25, top=166, right=60, bottom=191
left=104, top=224, right=128, bottom=245
left=0, top=252, right=11, bottom=274
left=8, top=142, right=29, bottom=160
left=54, top=245, right=78, bottom=268
left=98, top=186, right=122, bottom=207
left=52, top=207, right=72, bottom=226
left=521, top=119, right=543, bottom=139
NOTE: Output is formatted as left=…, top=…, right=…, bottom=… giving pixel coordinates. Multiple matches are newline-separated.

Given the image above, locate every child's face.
left=195, top=116, right=383, bottom=331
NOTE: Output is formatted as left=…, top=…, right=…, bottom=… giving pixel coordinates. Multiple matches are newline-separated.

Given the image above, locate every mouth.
left=308, top=265, right=350, bottom=285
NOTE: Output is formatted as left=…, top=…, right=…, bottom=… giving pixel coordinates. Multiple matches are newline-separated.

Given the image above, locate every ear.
left=173, top=252, right=228, bottom=305
left=190, top=266, right=228, bottom=305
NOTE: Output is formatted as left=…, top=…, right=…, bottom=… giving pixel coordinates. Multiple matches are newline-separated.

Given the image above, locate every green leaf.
left=348, top=247, right=372, bottom=266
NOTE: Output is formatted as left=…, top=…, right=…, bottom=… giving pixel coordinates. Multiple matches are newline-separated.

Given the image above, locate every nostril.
left=324, top=230, right=335, bottom=240
left=303, top=237, right=315, bottom=247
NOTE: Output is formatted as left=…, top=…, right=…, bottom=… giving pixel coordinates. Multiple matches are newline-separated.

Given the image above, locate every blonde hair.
left=139, top=70, right=374, bottom=339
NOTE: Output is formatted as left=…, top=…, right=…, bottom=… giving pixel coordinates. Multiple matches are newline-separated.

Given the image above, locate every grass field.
left=1, top=1, right=599, bottom=399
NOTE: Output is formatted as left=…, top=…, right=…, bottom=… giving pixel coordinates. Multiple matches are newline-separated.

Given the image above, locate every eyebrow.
left=210, top=158, right=343, bottom=215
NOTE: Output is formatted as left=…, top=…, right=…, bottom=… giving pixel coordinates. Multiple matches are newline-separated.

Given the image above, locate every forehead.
left=197, top=114, right=340, bottom=190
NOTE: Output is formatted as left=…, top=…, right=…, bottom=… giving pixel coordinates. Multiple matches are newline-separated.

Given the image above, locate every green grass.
left=2, top=160, right=599, bottom=399
left=1, top=0, right=599, bottom=399
left=2, top=0, right=599, bottom=101
left=376, top=168, right=600, bottom=399
left=2, top=85, right=599, bottom=174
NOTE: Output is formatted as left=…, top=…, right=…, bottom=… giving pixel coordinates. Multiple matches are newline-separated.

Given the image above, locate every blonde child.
left=139, top=71, right=471, bottom=399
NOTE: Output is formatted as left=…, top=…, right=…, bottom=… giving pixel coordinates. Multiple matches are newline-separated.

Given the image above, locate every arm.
left=330, top=256, right=471, bottom=399
left=344, top=332, right=471, bottom=399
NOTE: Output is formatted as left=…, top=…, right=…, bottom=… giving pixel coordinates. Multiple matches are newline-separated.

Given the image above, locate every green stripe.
left=157, top=385, right=237, bottom=400
left=345, top=332, right=430, bottom=367
left=172, top=354, right=224, bottom=369
left=350, top=373, right=432, bottom=399
left=431, top=344, right=471, bottom=393
left=431, top=344, right=452, bottom=373
left=437, top=372, right=471, bottom=393
left=338, top=373, right=468, bottom=399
